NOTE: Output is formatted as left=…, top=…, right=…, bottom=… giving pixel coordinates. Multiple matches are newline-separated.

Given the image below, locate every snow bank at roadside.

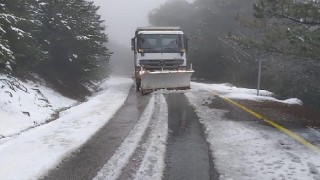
left=0, top=74, right=77, bottom=138
left=0, top=76, right=133, bottom=180
left=191, top=82, right=302, bottom=105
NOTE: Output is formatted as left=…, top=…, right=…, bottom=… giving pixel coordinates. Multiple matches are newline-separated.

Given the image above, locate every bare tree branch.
left=0, top=78, right=28, bottom=93
left=269, top=11, right=320, bottom=25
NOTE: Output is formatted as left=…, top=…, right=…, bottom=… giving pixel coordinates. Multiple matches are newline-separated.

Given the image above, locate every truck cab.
left=131, top=27, right=193, bottom=93
left=132, top=27, right=188, bottom=71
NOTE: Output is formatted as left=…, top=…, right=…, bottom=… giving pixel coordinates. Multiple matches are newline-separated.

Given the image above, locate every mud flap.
left=140, top=70, right=194, bottom=91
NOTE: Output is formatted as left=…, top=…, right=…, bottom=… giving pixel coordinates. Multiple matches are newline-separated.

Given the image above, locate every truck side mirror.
left=184, top=35, right=188, bottom=51
left=131, top=38, right=135, bottom=51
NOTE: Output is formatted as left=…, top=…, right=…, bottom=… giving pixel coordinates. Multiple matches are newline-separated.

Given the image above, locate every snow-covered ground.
left=186, top=85, right=320, bottom=180
left=1, top=76, right=316, bottom=180
left=191, top=82, right=302, bottom=105
left=0, top=76, right=133, bottom=180
left=0, top=74, right=77, bottom=138
left=94, top=93, right=168, bottom=180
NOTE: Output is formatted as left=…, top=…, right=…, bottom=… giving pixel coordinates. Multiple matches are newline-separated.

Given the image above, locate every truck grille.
left=139, top=59, right=184, bottom=70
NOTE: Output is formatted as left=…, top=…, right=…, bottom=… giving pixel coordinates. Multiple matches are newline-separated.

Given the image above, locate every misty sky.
left=93, top=0, right=193, bottom=47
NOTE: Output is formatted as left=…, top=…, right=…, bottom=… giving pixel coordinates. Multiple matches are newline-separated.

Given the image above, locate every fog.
left=93, top=0, right=188, bottom=76
left=92, top=0, right=169, bottom=76
left=92, top=0, right=193, bottom=76
left=92, top=0, right=162, bottom=46
left=93, top=0, right=193, bottom=46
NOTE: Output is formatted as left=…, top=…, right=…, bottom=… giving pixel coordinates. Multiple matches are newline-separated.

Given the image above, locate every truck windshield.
left=137, top=34, right=184, bottom=53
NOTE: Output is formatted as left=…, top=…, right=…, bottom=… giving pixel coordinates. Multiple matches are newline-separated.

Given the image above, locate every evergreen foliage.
left=0, top=0, right=110, bottom=85
left=149, top=0, right=320, bottom=109
left=237, top=0, right=320, bottom=60
left=0, top=0, right=41, bottom=72
left=227, top=0, right=320, bottom=107
left=35, top=0, right=110, bottom=82
left=149, top=0, right=257, bottom=85
left=149, top=0, right=198, bottom=31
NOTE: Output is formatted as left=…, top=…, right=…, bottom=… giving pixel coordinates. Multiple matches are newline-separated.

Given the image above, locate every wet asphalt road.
left=42, top=91, right=218, bottom=180
left=39, top=88, right=320, bottom=180
left=42, top=88, right=150, bottom=180
left=36, top=82, right=320, bottom=180
left=164, top=93, right=219, bottom=180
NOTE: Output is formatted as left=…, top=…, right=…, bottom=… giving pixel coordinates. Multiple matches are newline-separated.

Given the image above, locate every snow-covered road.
left=1, top=77, right=320, bottom=180
left=94, top=93, right=168, bottom=180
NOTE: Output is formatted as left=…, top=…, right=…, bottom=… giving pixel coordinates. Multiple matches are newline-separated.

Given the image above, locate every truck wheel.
left=136, top=81, right=141, bottom=91
left=141, top=89, right=152, bottom=95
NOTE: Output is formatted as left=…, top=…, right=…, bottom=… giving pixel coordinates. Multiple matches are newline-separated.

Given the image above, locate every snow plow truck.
left=131, top=27, right=194, bottom=94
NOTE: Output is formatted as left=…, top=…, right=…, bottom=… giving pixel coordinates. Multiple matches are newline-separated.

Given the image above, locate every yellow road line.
left=214, top=93, right=320, bottom=155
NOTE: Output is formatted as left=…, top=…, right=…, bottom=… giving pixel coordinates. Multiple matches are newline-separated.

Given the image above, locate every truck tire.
left=136, top=81, right=141, bottom=91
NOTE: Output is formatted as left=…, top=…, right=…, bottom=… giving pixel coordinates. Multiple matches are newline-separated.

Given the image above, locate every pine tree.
left=36, top=0, right=110, bottom=82
left=0, top=0, right=41, bottom=73
left=242, top=0, right=320, bottom=60
left=149, top=0, right=257, bottom=84
left=226, top=0, right=320, bottom=108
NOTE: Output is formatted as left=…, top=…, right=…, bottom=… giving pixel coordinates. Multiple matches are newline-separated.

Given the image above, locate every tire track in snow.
left=93, top=95, right=155, bottom=180
left=134, top=94, right=168, bottom=180
left=117, top=116, right=154, bottom=180
left=94, top=93, right=168, bottom=180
